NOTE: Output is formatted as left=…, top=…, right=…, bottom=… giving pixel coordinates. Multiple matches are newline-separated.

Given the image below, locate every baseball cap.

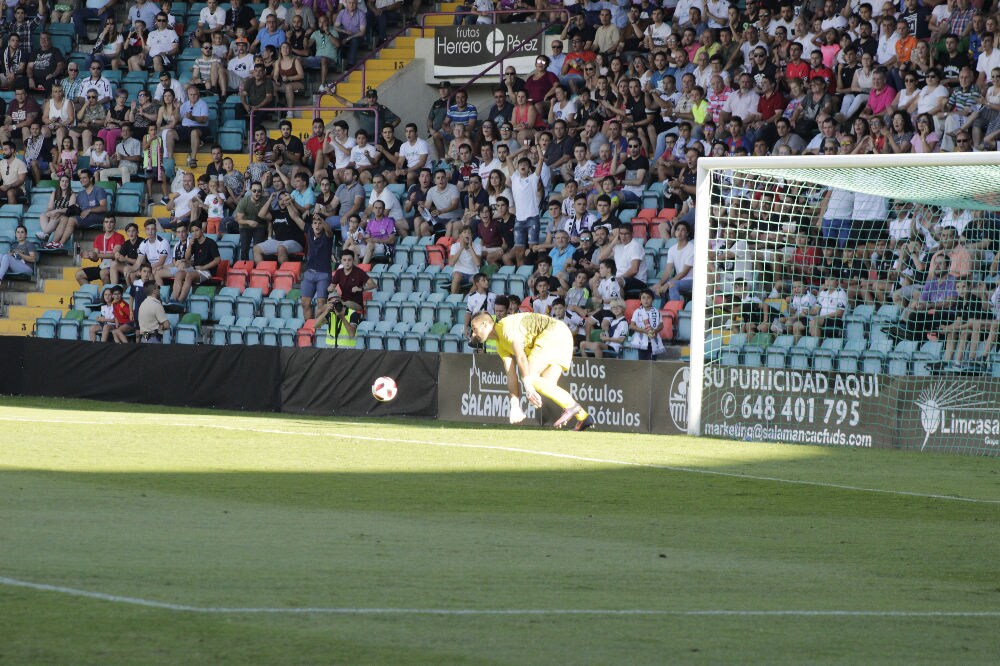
left=438, top=81, right=452, bottom=89
left=235, top=37, right=249, bottom=44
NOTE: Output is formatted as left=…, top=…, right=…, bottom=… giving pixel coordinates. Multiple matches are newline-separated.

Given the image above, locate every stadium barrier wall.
left=436, top=352, right=689, bottom=435
left=279, top=348, right=438, bottom=418
left=0, top=339, right=438, bottom=418
left=2, top=337, right=995, bottom=453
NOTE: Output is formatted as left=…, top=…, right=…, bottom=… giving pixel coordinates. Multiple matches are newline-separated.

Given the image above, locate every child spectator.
left=628, top=288, right=664, bottom=360
left=579, top=299, right=629, bottom=358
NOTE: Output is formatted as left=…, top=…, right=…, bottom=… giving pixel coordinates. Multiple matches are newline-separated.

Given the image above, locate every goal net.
left=688, top=152, right=1000, bottom=457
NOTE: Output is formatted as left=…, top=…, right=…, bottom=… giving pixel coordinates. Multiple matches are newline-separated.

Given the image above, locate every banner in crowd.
left=433, top=23, right=543, bottom=77
left=699, top=367, right=893, bottom=449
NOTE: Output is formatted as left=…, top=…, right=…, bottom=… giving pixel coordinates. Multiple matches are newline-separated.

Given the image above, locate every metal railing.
left=418, top=9, right=569, bottom=37
left=418, top=11, right=567, bottom=92
left=323, top=23, right=413, bottom=104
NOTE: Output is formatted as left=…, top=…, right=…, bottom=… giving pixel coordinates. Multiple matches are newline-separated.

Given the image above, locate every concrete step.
left=41, top=279, right=79, bottom=294
left=27, top=292, right=78, bottom=308
left=7, top=305, right=48, bottom=320
left=424, top=14, right=454, bottom=26
left=0, top=318, right=33, bottom=335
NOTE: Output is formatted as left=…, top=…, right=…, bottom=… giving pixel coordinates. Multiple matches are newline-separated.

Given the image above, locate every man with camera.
left=315, top=275, right=365, bottom=349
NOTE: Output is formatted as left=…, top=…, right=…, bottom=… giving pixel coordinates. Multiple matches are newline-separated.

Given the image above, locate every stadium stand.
left=0, top=0, right=999, bottom=375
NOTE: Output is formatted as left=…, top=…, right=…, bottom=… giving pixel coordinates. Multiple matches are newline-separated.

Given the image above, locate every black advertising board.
left=433, top=24, right=543, bottom=77
left=699, top=366, right=893, bottom=449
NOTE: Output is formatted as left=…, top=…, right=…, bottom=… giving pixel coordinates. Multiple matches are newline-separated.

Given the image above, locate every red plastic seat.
left=296, top=319, right=317, bottom=347
left=625, top=298, right=641, bottom=321
left=277, top=261, right=301, bottom=279
left=426, top=246, right=446, bottom=266
left=226, top=269, right=248, bottom=290
left=272, top=273, right=295, bottom=293
left=631, top=221, right=649, bottom=241
left=249, top=273, right=271, bottom=296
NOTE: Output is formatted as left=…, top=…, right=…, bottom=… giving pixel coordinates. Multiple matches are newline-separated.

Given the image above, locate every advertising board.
left=699, top=367, right=893, bottom=448
left=433, top=24, right=543, bottom=77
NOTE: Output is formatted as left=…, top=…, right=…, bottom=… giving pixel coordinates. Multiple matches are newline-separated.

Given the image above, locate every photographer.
left=0, top=224, right=36, bottom=281
left=315, top=295, right=362, bottom=349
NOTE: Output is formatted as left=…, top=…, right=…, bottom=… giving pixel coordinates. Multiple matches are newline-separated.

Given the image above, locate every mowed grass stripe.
left=2, top=397, right=1000, bottom=663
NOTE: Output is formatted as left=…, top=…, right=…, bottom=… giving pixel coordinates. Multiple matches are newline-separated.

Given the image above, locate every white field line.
left=3, top=576, right=1000, bottom=617
left=1, top=415, right=999, bottom=505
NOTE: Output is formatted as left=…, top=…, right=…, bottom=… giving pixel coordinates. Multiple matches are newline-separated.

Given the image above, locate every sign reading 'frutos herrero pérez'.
left=433, top=24, right=543, bottom=77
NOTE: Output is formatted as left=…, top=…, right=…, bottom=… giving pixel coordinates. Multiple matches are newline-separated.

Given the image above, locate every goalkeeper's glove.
left=508, top=396, right=526, bottom=424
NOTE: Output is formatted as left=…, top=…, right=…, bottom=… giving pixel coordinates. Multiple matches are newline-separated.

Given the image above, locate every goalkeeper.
left=469, top=311, right=595, bottom=431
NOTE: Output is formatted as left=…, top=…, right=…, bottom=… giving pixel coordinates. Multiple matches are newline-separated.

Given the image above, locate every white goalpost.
left=687, top=151, right=1000, bottom=456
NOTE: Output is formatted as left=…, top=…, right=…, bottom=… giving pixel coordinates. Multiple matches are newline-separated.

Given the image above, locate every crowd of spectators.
left=7, top=0, right=1000, bottom=363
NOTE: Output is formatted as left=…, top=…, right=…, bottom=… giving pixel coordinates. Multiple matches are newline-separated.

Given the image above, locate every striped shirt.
left=446, top=102, right=478, bottom=128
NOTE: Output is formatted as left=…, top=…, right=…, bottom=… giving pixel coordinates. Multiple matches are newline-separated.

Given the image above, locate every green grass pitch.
left=1, top=395, right=999, bottom=664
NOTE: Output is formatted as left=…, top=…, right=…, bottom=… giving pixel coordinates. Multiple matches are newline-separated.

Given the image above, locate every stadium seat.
left=676, top=302, right=692, bottom=341
left=295, top=319, right=316, bottom=347
left=236, top=288, right=263, bottom=318
left=226, top=316, right=253, bottom=345
left=441, top=323, right=466, bottom=353
left=399, top=291, right=426, bottom=324
left=261, top=289, right=287, bottom=319
left=721, top=333, right=746, bottom=366
left=279, top=290, right=300, bottom=319
left=55, top=311, right=83, bottom=340
left=34, top=310, right=62, bottom=339
left=766, top=334, right=795, bottom=368
left=422, top=321, right=450, bottom=352
left=787, top=336, right=819, bottom=369
left=211, top=287, right=241, bottom=321
left=402, top=322, right=429, bottom=352
left=266, top=317, right=296, bottom=347
left=175, top=313, right=203, bottom=345
left=873, top=304, right=901, bottom=323
left=911, top=340, right=943, bottom=376
left=419, top=292, right=445, bottom=324
left=385, top=322, right=410, bottom=350
left=861, top=339, right=893, bottom=374
left=811, top=337, right=843, bottom=371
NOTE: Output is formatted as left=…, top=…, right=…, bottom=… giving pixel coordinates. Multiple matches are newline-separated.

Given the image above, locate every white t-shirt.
left=614, top=239, right=647, bottom=279
left=560, top=309, right=585, bottom=335
left=368, top=186, right=405, bottom=222
left=665, top=241, right=694, bottom=277
left=205, top=192, right=226, bottom=219
left=824, top=188, right=855, bottom=219
left=173, top=186, right=202, bottom=218
left=597, top=275, right=621, bottom=305
left=399, top=138, right=429, bottom=168
left=199, top=6, right=227, bottom=28
left=228, top=54, right=255, bottom=81
left=466, top=290, right=496, bottom=315
left=450, top=238, right=482, bottom=274
left=349, top=143, right=377, bottom=168
left=509, top=171, right=541, bottom=221
left=139, top=235, right=171, bottom=267
left=977, top=48, right=1000, bottom=80
left=789, top=292, right=817, bottom=316
left=325, top=134, right=355, bottom=169
left=852, top=192, right=888, bottom=221
left=629, top=306, right=665, bottom=354
left=817, top=288, right=848, bottom=317
left=147, top=28, right=179, bottom=59
left=531, top=293, right=557, bottom=315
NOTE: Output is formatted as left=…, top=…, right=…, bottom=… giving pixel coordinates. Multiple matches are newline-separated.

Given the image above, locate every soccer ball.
left=371, top=376, right=398, bottom=402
